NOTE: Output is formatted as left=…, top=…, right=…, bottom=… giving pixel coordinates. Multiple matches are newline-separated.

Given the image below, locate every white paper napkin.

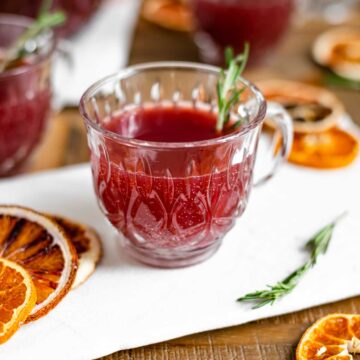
left=54, top=0, right=141, bottom=106
left=1, top=133, right=360, bottom=359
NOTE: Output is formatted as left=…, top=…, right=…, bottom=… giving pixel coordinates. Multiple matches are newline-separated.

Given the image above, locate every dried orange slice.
left=0, top=206, right=78, bottom=322
left=289, top=127, right=359, bottom=169
left=313, top=27, right=360, bottom=81
left=0, top=258, right=36, bottom=344
left=257, top=80, right=344, bottom=134
left=142, top=0, right=193, bottom=32
left=52, top=216, right=102, bottom=289
left=296, top=314, right=360, bottom=359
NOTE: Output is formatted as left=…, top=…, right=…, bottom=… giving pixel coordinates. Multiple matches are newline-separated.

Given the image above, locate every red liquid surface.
left=192, top=0, right=294, bottom=65
left=105, top=106, right=221, bottom=142
left=93, top=106, right=255, bottom=249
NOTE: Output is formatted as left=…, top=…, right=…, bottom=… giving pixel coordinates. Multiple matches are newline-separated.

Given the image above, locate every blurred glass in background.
left=296, top=0, right=360, bottom=24
left=0, top=0, right=103, bottom=37
left=190, top=0, right=295, bottom=66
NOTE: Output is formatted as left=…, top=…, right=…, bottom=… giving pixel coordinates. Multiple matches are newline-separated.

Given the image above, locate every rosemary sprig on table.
left=0, top=0, right=66, bottom=73
left=216, top=44, right=249, bottom=134
left=237, top=213, right=347, bottom=309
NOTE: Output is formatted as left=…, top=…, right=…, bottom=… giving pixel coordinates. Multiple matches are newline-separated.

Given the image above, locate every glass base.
left=0, top=157, right=31, bottom=178
left=119, top=236, right=222, bottom=268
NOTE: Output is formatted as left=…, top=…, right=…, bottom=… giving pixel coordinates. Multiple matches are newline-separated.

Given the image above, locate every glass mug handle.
left=254, top=101, right=293, bottom=187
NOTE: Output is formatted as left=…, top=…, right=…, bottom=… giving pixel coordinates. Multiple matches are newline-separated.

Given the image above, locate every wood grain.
left=30, top=109, right=89, bottom=172
left=25, top=6, right=360, bottom=360
left=100, top=297, right=360, bottom=360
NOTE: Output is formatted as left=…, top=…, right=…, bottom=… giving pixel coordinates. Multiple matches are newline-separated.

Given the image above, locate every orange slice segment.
left=0, top=206, right=78, bottom=322
left=0, top=258, right=36, bottom=344
left=297, top=314, right=360, bottom=360
left=52, top=216, right=102, bottom=289
left=289, top=127, right=359, bottom=169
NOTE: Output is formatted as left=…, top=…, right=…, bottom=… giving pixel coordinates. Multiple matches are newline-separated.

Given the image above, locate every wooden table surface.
left=28, top=8, right=360, bottom=360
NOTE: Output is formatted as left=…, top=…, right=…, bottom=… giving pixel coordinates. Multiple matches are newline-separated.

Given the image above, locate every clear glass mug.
left=80, top=63, right=293, bottom=268
left=0, top=0, right=103, bottom=37
left=295, top=0, right=357, bottom=24
left=0, top=14, right=54, bottom=176
left=190, top=0, right=295, bottom=66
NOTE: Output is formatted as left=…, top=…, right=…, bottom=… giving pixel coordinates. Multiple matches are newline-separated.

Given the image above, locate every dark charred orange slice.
left=52, top=216, right=102, bottom=289
left=0, top=258, right=36, bottom=344
left=0, top=206, right=78, bottom=322
left=142, top=0, right=193, bottom=32
left=289, top=127, right=359, bottom=169
left=297, top=314, right=360, bottom=360
left=257, top=80, right=344, bottom=134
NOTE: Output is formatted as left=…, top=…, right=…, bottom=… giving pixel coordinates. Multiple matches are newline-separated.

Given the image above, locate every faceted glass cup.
left=80, top=62, right=293, bottom=268
left=0, top=0, right=103, bottom=37
left=190, top=0, right=295, bottom=66
left=0, top=15, right=54, bottom=176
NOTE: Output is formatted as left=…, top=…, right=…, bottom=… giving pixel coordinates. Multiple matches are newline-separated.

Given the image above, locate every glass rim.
left=79, top=61, right=267, bottom=149
left=0, top=14, right=56, bottom=79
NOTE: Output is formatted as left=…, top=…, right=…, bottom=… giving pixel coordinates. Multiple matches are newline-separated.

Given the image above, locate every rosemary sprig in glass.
left=216, top=44, right=249, bottom=134
left=237, top=213, right=347, bottom=309
left=0, top=0, right=66, bottom=73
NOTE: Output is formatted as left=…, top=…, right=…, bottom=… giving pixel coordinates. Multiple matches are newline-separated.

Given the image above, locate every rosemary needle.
left=237, top=213, right=347, bottom=309
left=216, top=44, right=249, bottom=134
left=0, top=1, right=66, bottom=73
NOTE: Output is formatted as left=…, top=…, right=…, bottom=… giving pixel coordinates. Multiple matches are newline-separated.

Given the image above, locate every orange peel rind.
left=0, top=205, right=78, bottom=322
left=52, top=216, right=102, bottom=289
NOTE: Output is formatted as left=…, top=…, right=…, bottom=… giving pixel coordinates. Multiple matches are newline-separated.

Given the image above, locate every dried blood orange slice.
left=297, top=314, right=360, bottom=360
left=0, top=258, right=36, bottom=344
left=0, top=206, right=78, bottom=322
left=52, top=216, right=102, bottom=289
left=289, top=127, right=359, bottom=169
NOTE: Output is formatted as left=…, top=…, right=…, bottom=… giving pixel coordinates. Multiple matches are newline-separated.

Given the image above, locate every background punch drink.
left=0, top=15, right=54, bottom=176
left=191, top=0, right=294, bottom=65
left=0, top=0, right=103, bottom=37
left=80, top=62, right=293, bottom=268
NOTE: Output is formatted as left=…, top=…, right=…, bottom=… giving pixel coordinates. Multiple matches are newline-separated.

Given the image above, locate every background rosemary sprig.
left=324, top=72, right=360, bottom=91
left=0, top=0, right=66, bottom=73
left=237, top=213, right=347, bottom=309
left=216, top=44, right=249, bottom=134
